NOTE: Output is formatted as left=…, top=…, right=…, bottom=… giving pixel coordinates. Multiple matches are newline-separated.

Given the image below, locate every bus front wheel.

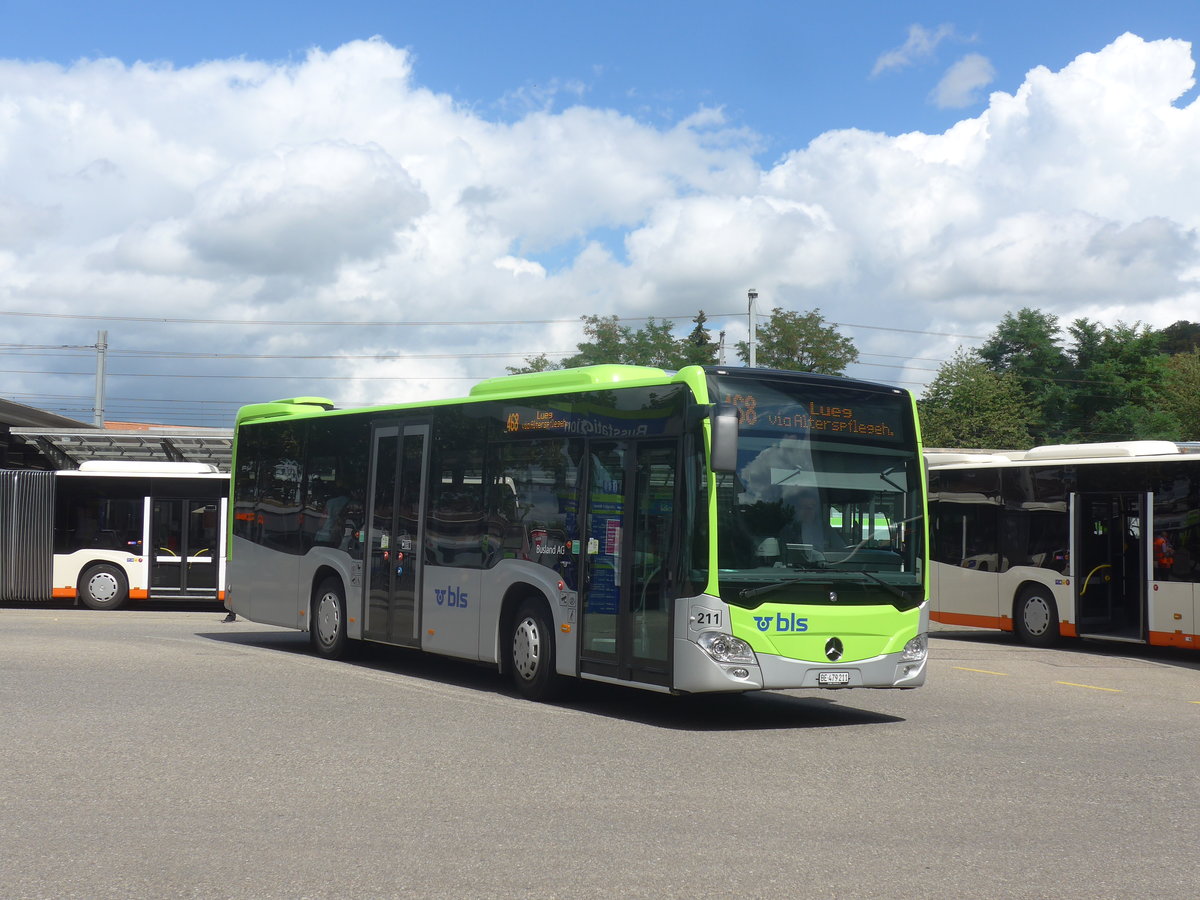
left=510, top=597, right=565, bottom=702
left=1015, top=586, right=1059, bottom=648
left=311, top=577, right=348, bottom=659
left=79, top=564, right=129, bottom=611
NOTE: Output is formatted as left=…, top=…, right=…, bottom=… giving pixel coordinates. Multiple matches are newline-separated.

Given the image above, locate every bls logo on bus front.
left=753, top=613, right=809, bottom=633
left=434, top=586, right=469, bottom=608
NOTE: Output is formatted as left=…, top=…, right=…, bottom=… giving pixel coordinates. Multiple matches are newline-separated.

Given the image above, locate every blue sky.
left=2, top=1, right=1200, bottom=424
left=6, top=1, right=1196, bottom=155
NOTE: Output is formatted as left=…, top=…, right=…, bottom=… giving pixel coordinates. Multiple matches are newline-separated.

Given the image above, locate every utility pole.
left=747, top=288, right=759, bottom=368
left=717, top=330, right=726, bottom=365
left=93, top=330, right=108, bottom=427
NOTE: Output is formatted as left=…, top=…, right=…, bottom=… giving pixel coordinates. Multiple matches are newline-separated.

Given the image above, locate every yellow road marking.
left=1056, top=681, right=1121, bottom=693
left=953, top=666, right=1009, bottom=676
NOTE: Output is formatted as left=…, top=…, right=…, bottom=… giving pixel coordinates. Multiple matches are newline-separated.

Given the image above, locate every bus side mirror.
left=710, top=403, right=739, bottom=473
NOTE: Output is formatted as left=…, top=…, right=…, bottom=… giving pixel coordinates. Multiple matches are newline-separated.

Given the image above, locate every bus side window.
left=485, top=438, right=582, bottom=590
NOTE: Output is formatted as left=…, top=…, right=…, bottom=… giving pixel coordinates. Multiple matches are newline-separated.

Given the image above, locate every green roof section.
left=233, top=364, right=719, bottom=425
left=468, top=365, right=670, bottom=397
left=235, top=397, right=336, bottom=425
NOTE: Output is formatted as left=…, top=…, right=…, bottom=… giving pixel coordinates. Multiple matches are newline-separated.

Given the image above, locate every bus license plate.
left=818, top=671, right=851, bottom=685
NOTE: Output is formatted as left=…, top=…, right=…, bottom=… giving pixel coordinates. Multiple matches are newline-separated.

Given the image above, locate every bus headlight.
left=901, top=634, right=927, bottom=661
left=697, top=632, right=756, bottom=664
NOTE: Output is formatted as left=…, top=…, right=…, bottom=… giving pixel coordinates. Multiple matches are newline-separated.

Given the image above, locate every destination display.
left=496, top=384, right=686, bottom=441
left=505, top=409, right=570, bottom=433
left=716, top=375, right=908, bottom=444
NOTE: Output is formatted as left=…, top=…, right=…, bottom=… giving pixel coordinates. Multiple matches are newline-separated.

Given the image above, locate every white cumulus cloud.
left=873, top=24, right=960, bottom=76
left=1, top=31, right=1199, bottom=422
left=933, top=53, right=997, bottom=108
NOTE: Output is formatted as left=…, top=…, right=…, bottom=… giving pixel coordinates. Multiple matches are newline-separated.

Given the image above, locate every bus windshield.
left=713, top=373, right=923, bottom=609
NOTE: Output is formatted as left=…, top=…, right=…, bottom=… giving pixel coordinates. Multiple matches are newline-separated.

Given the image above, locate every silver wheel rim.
left=88, top=572, right=119, bottom=602
left=513, top=615, right=541, bottom=681
left=1023, top=595, right=1051, bottom=636
left=316, top=592, right=341, bottom=646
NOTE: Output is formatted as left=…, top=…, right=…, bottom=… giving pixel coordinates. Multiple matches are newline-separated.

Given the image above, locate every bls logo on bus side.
left=434, top=586, right=470, bottom=608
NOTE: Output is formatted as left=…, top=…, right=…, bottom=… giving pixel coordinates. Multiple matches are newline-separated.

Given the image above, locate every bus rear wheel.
left=311, top=577, right=348, bottom=659
left=79, top=563, right=129, bottom=611
left=1015, top=586, right=1059, bottom=648
left=510, top=597, right=565, bottom=702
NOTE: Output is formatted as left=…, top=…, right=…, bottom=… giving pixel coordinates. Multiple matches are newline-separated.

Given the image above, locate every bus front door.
left=579, top=440, right=676, bottom=688
left=364, top=424, right=429, bottom=647
left=1074, top=493, right=1148, bottom=642
left=151, top=499, right=221, bottom=599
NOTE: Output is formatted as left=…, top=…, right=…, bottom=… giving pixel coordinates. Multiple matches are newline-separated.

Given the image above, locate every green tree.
left=559, top=314, right=630, bottom=367
left=510, top=311, right=721, bottom=372
left=1158, top=320, right=1200, bottom=355
left=1061, top=319, right=1178, bottom=441
left=625, top=316, right=681, bottom=368
left=918, top=349, right=1035, bottom=450
left=734, top=307, right=858, bottom=374
left=677, top=310, right=719, bottom=367
left=560, top=314, right=683, bottom=368
left=975, top=309, right=1182, bottom=443
left=1162, top=349, right=1200, bottom=440
left=505, top=352, right=558, bottom=375
left=977, top=308, right=1070, bottom=444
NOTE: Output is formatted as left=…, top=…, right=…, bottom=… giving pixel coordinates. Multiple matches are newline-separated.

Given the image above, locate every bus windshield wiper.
left=738, top=576, right=812, bottom=601
left=739, top=570, right=913, bottom=603
left=847, top=570, right=911, bottom=603
left=880, top=465, right=906, bottom=493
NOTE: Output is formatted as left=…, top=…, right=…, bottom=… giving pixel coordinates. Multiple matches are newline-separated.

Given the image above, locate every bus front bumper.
left=757, top=648, right=926, bottom=690
left=673, top=637, right=927, bottom=693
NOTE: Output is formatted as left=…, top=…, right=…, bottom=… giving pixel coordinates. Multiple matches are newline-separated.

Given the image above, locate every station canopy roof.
left=8, top=425, right=233, bottom=471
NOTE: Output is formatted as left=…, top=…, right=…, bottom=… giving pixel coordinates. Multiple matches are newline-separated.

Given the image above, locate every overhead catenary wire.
left=3, top=338, right=1154, bottom=402
left=0, top=343, right=956, bottom=367
left=0, top=307, right=989, bottom=341
left=0, top=302, right=990, bottom=424
left=16, top=303, right=1133, bottom=426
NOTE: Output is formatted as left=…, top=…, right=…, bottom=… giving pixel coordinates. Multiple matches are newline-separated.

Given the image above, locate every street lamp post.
left=93, top=329, right=108, bottom=427
left=747, top=288, right=758, bottom=368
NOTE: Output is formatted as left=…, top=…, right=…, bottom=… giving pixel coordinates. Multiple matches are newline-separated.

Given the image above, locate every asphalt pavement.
left=1, top=606, right=1197, bottom=899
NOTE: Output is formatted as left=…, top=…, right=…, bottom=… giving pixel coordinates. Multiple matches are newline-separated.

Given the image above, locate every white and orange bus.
left=0, top=460, right=227, bottom=609
left=927, top=441, right=1200, bottom=650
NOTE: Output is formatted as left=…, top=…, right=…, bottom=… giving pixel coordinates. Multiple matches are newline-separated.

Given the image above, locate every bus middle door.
left=1074, top=492, right=1147, bottom=642
left=364, top=423, right=429, bottom=647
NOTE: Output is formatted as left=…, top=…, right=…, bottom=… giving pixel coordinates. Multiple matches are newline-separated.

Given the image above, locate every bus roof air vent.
left=924, top=452, right=1005, bottom=468
left=269, top=397, right=336, bottom=410
left=469, top=365, right=667, bottom=397
left=236, top=397, right=336, bottom=424
left=76, top=460, right=221, bottom=475
left=1022, top=440, right=1181, bottom=461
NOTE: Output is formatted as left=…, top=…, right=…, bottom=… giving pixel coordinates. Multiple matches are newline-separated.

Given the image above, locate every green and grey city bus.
left=226, top=364, right=928, bottom=700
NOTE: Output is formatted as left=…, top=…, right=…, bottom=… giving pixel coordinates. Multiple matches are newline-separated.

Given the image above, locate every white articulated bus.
left=927, top=441, right=1200, bottom=650
left=0, top=461, right=228, bottom=609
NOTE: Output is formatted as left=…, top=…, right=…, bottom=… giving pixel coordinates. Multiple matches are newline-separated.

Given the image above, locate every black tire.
left=79, top=563, right=129, bottom=610
left=310, top=576, right=348, bottom=659
left=510, top=597, right=565, bottom=701
left=1014, top=585, right=1059, bottom=647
